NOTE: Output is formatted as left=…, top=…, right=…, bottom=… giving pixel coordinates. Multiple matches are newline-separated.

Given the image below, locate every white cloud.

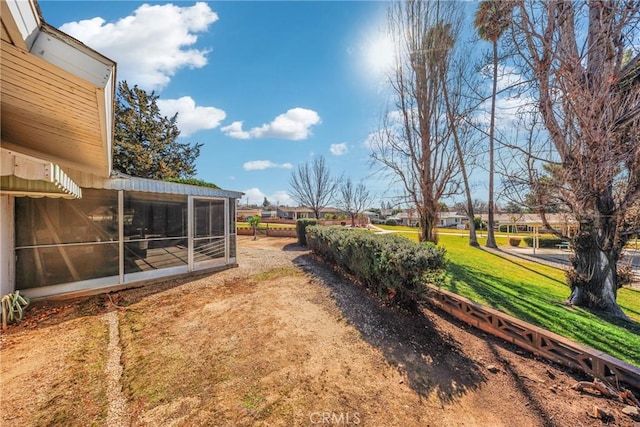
left=240, top=188, right=294, bottom=206
left=269, top=191, right=295, bottom=206
left=240, top=188, right=265, bottom=205
left=59, top=2, right=218, bottom=91
left=222, top=108, right=321, bottom=140
left=157, top=96, right=225, bottom=137
left=220, top=121, right=251, bottom=139
left=243, top=160, right=293, bottom=171
left=362, top=130, right=383, bottom=150
left=330, top=143, right=349, bottom=156
left=476, top=94, right=536, bottom=131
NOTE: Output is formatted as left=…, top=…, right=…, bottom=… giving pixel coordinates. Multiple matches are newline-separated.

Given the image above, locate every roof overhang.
left=0, top=148, right=82, bottom=198
left=1, top=0, right=116, bottom=177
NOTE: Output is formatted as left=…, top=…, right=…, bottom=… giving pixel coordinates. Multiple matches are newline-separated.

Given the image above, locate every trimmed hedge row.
left=296, top=218, right=318, bottom=246
left=523, top=236, right=566, bottom=248
left=306, top=226, right=446, bottom=309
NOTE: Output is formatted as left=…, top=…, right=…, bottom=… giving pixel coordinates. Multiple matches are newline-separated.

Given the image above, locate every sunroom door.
left=192, top=198, right=228, bottom=270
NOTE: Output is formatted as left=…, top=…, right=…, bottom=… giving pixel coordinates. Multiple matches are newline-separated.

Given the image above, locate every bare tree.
left=440, top=39, right=482, bottom=246
left=370, top=0, right=465, bottom=243
left=289, top=156, right=340, bottom=220
left=337, top=179, right=371, bottom=227
left=511, top=1, right=640, bottom=319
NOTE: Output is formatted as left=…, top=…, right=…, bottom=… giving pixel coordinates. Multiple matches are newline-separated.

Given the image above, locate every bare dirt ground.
left=1, top=236, right=638, bottom=426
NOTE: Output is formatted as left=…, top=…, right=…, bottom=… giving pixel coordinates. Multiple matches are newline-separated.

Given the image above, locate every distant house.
left=0, top=0, right=242, bottom=299
left=387, top=210, right=467, bottom=228
left=480, top=213, right=577, bottom=235
left=438, top=212, right=467, bottom=228
left=388, top=211, right=419, bottom=227
left=237, top=207, right=262, bottom=220
left=277, top=206, right=343, bottom=220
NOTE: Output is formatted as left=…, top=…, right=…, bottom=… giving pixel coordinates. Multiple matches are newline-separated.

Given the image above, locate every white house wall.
left=0, top=195, right=15, bottom=296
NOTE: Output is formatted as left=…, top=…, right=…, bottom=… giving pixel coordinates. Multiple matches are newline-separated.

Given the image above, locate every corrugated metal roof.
left=101, top=175, right=244, bottom=199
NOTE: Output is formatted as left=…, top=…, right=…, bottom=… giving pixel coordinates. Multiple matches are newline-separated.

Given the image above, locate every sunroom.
left=12, top=176, right=241, bottom=299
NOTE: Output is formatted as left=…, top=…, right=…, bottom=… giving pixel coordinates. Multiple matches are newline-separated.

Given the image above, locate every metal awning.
left=0, top=148, right=82, bottom=198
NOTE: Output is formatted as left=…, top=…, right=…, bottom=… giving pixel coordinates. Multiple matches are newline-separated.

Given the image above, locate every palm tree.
left=473, top=1, right=513, bottom=248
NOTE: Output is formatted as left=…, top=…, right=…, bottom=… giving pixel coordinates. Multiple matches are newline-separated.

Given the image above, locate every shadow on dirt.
left=485, top=342, right=558, bottom=427
left=282, top=243, right=308, bottom=252
left=293, top=253, right=486, bottom=404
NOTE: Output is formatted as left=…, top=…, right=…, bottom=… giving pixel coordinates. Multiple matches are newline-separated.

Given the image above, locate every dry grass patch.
left=117, top=269, right=419, bottom=425
left=1, top=317, right=109, bottom=426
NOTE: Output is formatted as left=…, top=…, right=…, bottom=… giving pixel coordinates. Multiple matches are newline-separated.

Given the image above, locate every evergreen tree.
left=114, top=81, right=202, bottom=179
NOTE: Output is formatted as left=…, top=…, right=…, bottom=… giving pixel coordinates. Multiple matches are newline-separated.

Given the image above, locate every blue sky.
left=40, top=1, right=505, bottom=209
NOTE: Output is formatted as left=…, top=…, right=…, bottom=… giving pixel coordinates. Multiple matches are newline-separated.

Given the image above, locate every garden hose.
left=1, top=291, right=30, bottom=329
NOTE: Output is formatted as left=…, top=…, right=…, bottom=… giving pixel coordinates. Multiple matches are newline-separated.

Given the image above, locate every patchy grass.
left=253, top=266, right=304, bottom=281
left=378, top=225, right=640, bottom=366
left=120, top=303, right=233, bottom=408
left=35, top=318, right=110, bottom=426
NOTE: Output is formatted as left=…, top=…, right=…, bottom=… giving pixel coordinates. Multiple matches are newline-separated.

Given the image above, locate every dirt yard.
left=1, top=236, right=638, bottom=426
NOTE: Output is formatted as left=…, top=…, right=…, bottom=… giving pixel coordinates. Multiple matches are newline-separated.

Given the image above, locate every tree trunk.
left=485, top=40, right=498, bottom=249
left=567, top=225, right=629, bottom=320
left=419, top=210, right=438, bottom=244
left=440, top=64, right=478, bottom=247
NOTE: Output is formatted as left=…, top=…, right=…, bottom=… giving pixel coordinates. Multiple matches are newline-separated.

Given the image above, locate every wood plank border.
left=427, top=285, right=640, bottom=390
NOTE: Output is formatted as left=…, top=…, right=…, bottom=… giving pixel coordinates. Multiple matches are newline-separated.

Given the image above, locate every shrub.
left=522, top=236, right=565, bottom=248
left=296, top=218, right=318, bottom=246
left=306, top=226, right=446, bottom=310
left=164, top=177, right=219, bottom=188
left=509, top=237, right=521, bottom=247
left=385, top=219, right=398, bottom=226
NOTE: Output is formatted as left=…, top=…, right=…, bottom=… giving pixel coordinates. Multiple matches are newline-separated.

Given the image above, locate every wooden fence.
left=427, top=285, right=640, bottom=390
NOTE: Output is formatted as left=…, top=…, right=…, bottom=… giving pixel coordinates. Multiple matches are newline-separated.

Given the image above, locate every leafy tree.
left=503, top=201, right=522, bottom=214
left=262, top=197, right=271, bottom=209
left=114, top=81, right=202, bottom=179
left=248, top=216, right=261, bottom=240
left=474, top=0, right=514, bottom=248
left=474, top=216, right=485, bottom=231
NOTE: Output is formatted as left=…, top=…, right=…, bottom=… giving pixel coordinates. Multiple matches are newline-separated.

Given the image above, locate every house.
left=237, top=207, right=262, bottom=220
left=388, top=211, right=419, bottom=227
left=0, top=0, right=242, bottom=299
left=438, top=212, right=467, bottom=228
left=479, top=213, right=577, bottom=236
left=277, top=206, right=343, bottom=220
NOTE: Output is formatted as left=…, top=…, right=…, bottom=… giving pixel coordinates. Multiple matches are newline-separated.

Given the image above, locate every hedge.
left=296, top=218, right=318, bottom=246
left=522, top=236, right=566, bottom=248
left=306, top=226, right=446, bottom=309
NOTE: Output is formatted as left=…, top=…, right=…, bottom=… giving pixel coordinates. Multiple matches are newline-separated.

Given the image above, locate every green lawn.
left=237, top=222, right=296, bottom=229
left=377, top=225, right=640, bottom=366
